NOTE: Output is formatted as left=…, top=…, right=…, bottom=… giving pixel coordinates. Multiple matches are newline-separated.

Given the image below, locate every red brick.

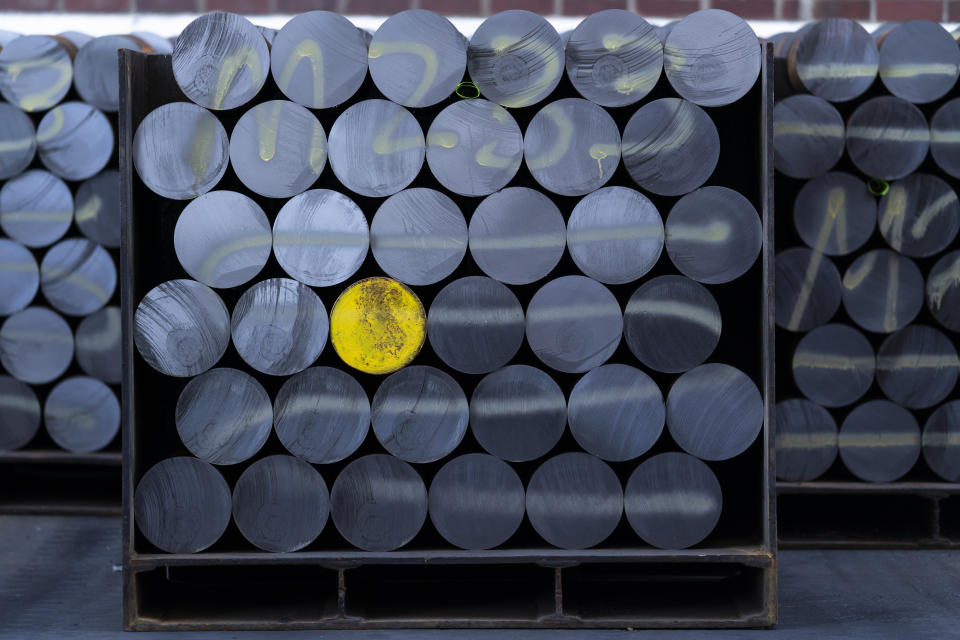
left=877, top=0, right=942, bottom=20
left=274, top=0, right=336, bottom=12
left=137, top=0, right=196, bottom=11
left=345, top=0, right=411, bottom=13
left=812, top=0, right=871, bottom=18
left=562, top=0, right=627, bottom=15
left=781, top=0, right=800, bottom=18
left=207, top=0, right=269, bottom=11
left=64, top=0, right=129, bottom=9
left=420, top=0, right=480, bottom=14
left=635, top=0, right=700, bottom=17
left=490, top=0, right=553, bottom=12
left=950, top=0, right=960, bottom=21
left=0, top=0, right=56, bottom=9
left=713, top=0, right=776, bottom=18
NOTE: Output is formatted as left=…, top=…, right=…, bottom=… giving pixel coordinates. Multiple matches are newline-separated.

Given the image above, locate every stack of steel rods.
left=126, top=8, right=767, bottom=556
left=772, top=18, right=960, bottom=488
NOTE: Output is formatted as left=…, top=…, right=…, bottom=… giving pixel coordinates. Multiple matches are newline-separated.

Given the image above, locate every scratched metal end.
left=876, top=173, right=960, bottom=258
left=841, top=248, right=924, bottom=334
left=75, top=169, right=121, bottom=249
left=876, top=324, right=959, bottom=410
left=0, top=238, right=38, bottom=316
left=773, top=95, right=845, bottom=179
left=839, top=400, right=921, bottom=483
left=74, top=35, right=144, bottom=112
left=775, top=398, right=838, bottom=482
left=793, top=171, right=877, bottom=257
left=0, top=169, right=73, bottom=248
left=40, top=238, right=116, bottom=317
left=0, top=35, right=74, bottom=112
left=774, top=246, right=842, bottom=333
left=789, top=18, right=879, bottom=102
left=792, top=323, right=875, bottom=408
left=76, top=305, right=122, bottom=384
left=927, top=249, right=960, bottom=332
left=44, top=375, right=120, bottom=453
left=878, top=20, right=960, bottom=105
left=923, top=400, right=960, bottom=482
left=0, top=306, right=74, bottom=385
left=0, top=102, right=36, bottom=179
left=931, top=98, right=960, bottom=179
left=0, top=375, right=40, bottom=451
left=846, top=96, right=929, bottom=181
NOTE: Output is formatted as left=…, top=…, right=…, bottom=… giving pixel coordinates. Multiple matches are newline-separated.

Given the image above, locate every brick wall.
left=0, top=0, right=958, bottom=20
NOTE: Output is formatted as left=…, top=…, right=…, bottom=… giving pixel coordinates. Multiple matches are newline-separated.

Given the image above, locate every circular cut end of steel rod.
left=371, top=365, right=468, bottom=464
left=274, top=366, right=370, bottom=464
left=625, top=275, right=721, bottom=373
left=523, top=98, right=621, bottom=197
left=793, top=172, right=876, bottom=256
left=173, top=11, right=269, bottom=110
left=0, top=35, right=74, bottom=112
left=665, top=186, right=762, bottom=285
left=877, top=174, right=960, bottom=258
left=775, top=398, right=838, bottom=482
left=75, top=305, right=121, bottom=384
left=624, top=451, right=722, bottom=549
left=622, top=97, right=719, bottom=197
left=271, top=11, right=368, bottom=109
left=0, top=170, right=73, bottom=249
left=842, top=249, right=923, bottom=334
left=468, top=187, right=565, bottom=286
left=878, top=20, right=960, bottom=104
left=44, top=376, right=119, bottom=453
left=0, top=103, right=35, bottom=179
left=429, top=453, right=524, bottom=550
left=567, top=186, right=662, bottom=285
left=134, top=456, right=232, bottom=553
left=175, top=367, right=273, bottom=465
left=773, top=95, right=845, bottom=179
left=133, top=102, right=229, bottom=200
left=75, top=170, right=121, bottom=249
left=930, top=98, right=960, bottom=179
left=774, top=246, right=843, bottom=333
left=370, top=188, right=467, bottom=286
left=425, top=99, right=523, bottom=197
left=526, top=275, right=623, bottom=374
left=667, top=363, right=763, bottom=461
left=0, top=239, right=38, bottom=316
left=0, top=375, right=40, bottom=451
left=174, top=190, right=272, bottom=289
left=663, top=9, right=760, bottom=107
left=330, top=454, right=427, bottom=551
left=876, top=325, right=960, bottom=410
left=232, top=455, right=329, bottom=553
left=427, top=276, right=524, bottom=375
left=526, top=452, right=623, bottom=549
left=40, top=238, right=116, bottom=317
left=231, top=278, right=329, bottom=377
left=0, top=307, right=73, bottom=385
left=565, top=10, right=662, bottom=108
left=927, top=250, right=960, bottom=332
left=467, top=10, right=563, bottom=108
left=839, top=400, right=921, bottom=483
left=470, top=364, right=566, bottom=462
left=73, top=35, right=142, bottom=112
left=133, top=279, right=230, bottom=377
left=846, top=96, right=929, bottom=181
left=273, top=189, right=369, bottom=287
left=229, top=100, right=326, bottom=199
left=789, top=18, right=879, bottom=103
left=792, top=323, right=875, bottom=408
left=568, top=363, right=665, bottom=462
left=369, top=10, right=467, bottom=108
left=923, top=401, right=960, bottom=482
left=328, top=99, right=424, bottom=198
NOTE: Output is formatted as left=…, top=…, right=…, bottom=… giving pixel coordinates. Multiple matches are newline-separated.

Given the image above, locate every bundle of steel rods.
left=772, top=18, right=960, bottom=486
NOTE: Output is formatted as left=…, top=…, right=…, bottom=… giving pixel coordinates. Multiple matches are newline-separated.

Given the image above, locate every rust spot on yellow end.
left=330, top=277, right=426, bottom=375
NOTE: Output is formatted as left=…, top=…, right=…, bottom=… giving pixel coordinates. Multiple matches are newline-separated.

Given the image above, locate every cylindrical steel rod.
left=788, top=18, right=879, bottom=103
left=75, top=305, right=121, bottom=384
left=0, top=35, right=75, bottom=112
left=564, top=10, right=662, bottom=108
left=75, top=170, right=121, bottom=249
left=841, top=249, right=924, bottom=334
left=0, top=375, right=41, bottom=451
left=0, top=102, right=35, bottom=180
left=876, top=325, right=960, bottom=410
left=174, top=190, right=272, bottom=289
left=525, top=275, right=622, bottom=374
left=133, top=279, right=230, bottom=378
left=0, top=169, right=73, bottom=249
left=666, top=363, right=763, bottom=461
left=526, top=452, right=623, bottom=550
left=877, top=173, right=960, bottom=258
left=624, top=451, right=722, bottom=549
left=846, top=96, right=929, bottom=181
left=134, top=456, right=232, bottom=553
left=930, top=98, right=960, bottom=178
left=621, top=97, right=719, bottom=197
left=773, top=94, right=845, bottom=179
left=664, top=186, right=762, bottom=285
left=663, top=9, right=760, bottom=107
left=839, top=400, right=921, bottom=483
left=468, top=187, right=566, bottom=286
left=330, top=454, right=427, bottom=552
left=793, top=171, right=877, bottom=256
left=44, top=376, right=119, bottom=453
left=774, top=246, right=843, bottom=333
left=877, top=20, right=960, bottom=105
left=73, top=35, right=149, bottom=112
left=469, top=364, right=566, bottom=463
left=792, top=323, right=875, bottom=408
left=567, top=363, right=664, bottom=462
left=0, top=306, right=74, bottom=385
left=371, top=365, right=468, bottom=464
left=232, top=455, right=329, bottom=553
left=923, top=401, right=960, bottom=482
left=428, top=453, right=525, bottom=550
left=624, top=274, right=721, bottom=373
left=927, top=249, right=960, bottom=332
left=775, top=398, right=838, bottom=482
left=0, top=238, right=38, bottom=316
left=39, top=238, right=116, bottom=317
left=274, top=366, right=370, bottom=464
left=231, top=278, right=329, bottom=376
left=173, top=11, right=270, bottom=110
left=175, top=367, right=273, bottom=465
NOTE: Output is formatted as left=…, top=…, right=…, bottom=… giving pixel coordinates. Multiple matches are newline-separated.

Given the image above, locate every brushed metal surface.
left=793, top=172, right=876, bottom=256
left=773, top=95, right=845, bottom=179
left=923, top=400, right=960, bottom=482
left=39, top=238, right=116, bottom=317
left=775, top=246, right=843, bottom=333
left=0, top=375, right=40, bottom=451
left=876, top=325, right=960, bottom=410
left=846, top=96, right=928, bottom=181
left=0, top=238, right=38, bottom=316
left=0, top=169, right=73, bottom=248
left=877, top=21, right=960, bottom=104
left=792, top=323, right=875, bottom=408
left=0, top=102, right=35, bottom=179
left=839, top=400, right=921, bottom=483
left=775, top=398, right=838, bottom=482
left=44, top=376, right=119, bottom=453
left=0, top=306, right=73, bottom=385
left=75, top=305, right=121, bottom=384
left=0, top=35, right=73, bottom=112
left=789, top=18, right=879, bottom=102
left=841, top=249, right=924, bottom=334
left=877, top=174, right=960, bottom=258
left=75, top=170, right=121, bottom=249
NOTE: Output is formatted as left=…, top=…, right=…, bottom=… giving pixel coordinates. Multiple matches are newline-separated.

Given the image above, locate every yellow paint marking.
left=839, top=433, right=921, bottom=448
left=881, top=63, right=958, bottom=78
left=843, top=252, right=878, bottom=290
left=368, top=40, right=438, bottom=106
left=309, top=120, right=326, bottom=173
left=846, top=126, right=929, bottom=142
left=773, top=122, right=845, bottom=137
left=0, top=136, right=34, bottom=153
left=489, top=35, right=561, bottom=108
left=212, top=45, right=262, bottom=110
left=668, top=221, right=731, bottom=243
left=491, top=104, right=510, bottom=123
left=42, top=267, right=111, bottom=303
left=778, top=433, right=837, bottom=449
left=884, top=256, right=900, bottom=332
left=0, top=211, right=72, bottom=222
left=427, top=130, right=458, bottom=148
left=74, top=194, right=101, bottom=223
left=588, top=143, right=619, bottom=179
left=879, top=184, right=907, bottom=250
left=527, top=103, right=572, bottom=170
left=373, top=110, right=422, bottom=155
left=928, top=254, right=960, bottom=309
left=923, top=432, right=960, bottom=446
left=790, top=191, right=846, bottom=330
left=7, top=55, right=72, bottom=112
left=792, top=353, right=874, bottom=370
left=877, top=354, right=960, bottom=370
left=253, top=101, right=283, bottom=162
left=188, top=115, right=218, bottom=198
left=197, top=234, right=273, bottom=284
left=277, top=39, right=324, bottom=107
left=475, top=140, right=517, bottom=168
left=911, top=191, right=958, bottom=239
left=795, top=63, right=879, bottom=80
left=35, top=105, right=64, bottom=143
